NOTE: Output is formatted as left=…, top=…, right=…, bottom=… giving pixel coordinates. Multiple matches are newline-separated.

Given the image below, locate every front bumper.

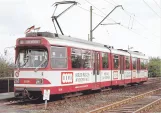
left=15, top=87, right=41, bottom=91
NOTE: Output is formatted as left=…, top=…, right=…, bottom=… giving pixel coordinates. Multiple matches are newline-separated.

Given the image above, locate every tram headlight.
left=36, top=79, right=43, bottom=84
left=14, top=78, right=19, bottom=84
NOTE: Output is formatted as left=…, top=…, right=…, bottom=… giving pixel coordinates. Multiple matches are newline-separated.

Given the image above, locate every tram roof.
left=26, top=32, right=113, bottom=48
left=26, top=32, right=147, bottom=58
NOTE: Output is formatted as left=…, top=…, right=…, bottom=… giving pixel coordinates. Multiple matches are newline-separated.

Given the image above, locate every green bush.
left=148, top=57, right=161, bottom=77
left=0, top=54, right=14, bottom=78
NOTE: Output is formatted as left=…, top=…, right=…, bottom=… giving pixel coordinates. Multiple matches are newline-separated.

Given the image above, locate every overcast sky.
left=0, top=0, right=160, bottom=61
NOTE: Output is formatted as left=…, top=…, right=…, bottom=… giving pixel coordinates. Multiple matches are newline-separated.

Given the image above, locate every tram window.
left=140, top=59, right=144, bottom=69
left=144, top=60, right=148, bottom=69
left=132, top=58, right=137, bottom=69
left=71, top=48, right=82, bottom=68
left=51, top=46, right=67, bottom=68
left=102, top=53, right=108, bottom=69
left=125, top=56, right=130, bottom=69
left=114, top=55, right=119, bottom=69
left=91, top=51, right=95, bottom=69
left=82, top=50, right=91, bottom=69
left=140, top=59, right=148, bottom=69
left=136, top=58, right=140, bottom=71
left=17, top=49, right=48, bottom=68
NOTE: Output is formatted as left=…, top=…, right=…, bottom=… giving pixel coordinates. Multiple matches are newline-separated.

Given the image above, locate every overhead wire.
left=103, top=0, right=116, bottom=6
left=130, top=15, right=135, bottom=29
left=84, top=0, right=106, bottom=15
left=119, top=24, right=158, bottom=43
left=84, top=0, right=117, bottom=22
left=142, top=0, right=161, bottom=18
left=123, top=9, right=160, bottom=38
left=152, top=0, right=161, bottom=9
left=110, top=0, right=119, bottom=6
left=77, top=4, right=121, bottom=24
left=79, top=0, right=159, bottom=42
left=128, top=15, right=132, bottom=29
left=122, top=10, right=160, bottom=40
left=77, top=5, right=104, bottom=18
left=104, top=0, right=160, bottom=38
left=101, top=0, right=159, bottom=41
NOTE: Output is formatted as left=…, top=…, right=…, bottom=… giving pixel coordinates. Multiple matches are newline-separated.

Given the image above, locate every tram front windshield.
left=16, top=49, right=48, bottom=68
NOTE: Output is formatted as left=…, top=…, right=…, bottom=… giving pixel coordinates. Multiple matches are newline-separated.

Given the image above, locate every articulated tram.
left=14, top=32, right=148, bottom=100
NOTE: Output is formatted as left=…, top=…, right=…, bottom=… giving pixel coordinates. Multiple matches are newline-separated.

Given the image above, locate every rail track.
left=87, top=88, right=161, bottom=113
left=0, top=78, right=160, bottom=113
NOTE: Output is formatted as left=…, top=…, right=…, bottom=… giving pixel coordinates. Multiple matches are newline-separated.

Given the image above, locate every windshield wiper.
left=16, top=55, right=28, bottom=68
left=21, top=57, right=29, bottom=68
left=35, top=58, right=47, bottom=72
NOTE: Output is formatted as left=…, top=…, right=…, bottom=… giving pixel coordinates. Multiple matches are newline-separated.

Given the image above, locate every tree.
left=0, top=54, right=14, bottom=78
left=148, top=57, right=161, bottom=77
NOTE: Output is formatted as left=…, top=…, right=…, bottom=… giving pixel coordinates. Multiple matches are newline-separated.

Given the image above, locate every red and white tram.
left=14, top=32, right=148, bottom=99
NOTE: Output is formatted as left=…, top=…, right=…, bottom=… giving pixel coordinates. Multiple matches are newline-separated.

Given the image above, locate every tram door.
left=93, top=52, right=101, bottom=89
left=120, top=55, right=125, bottom=84
left=137, top=58, right=140, bottom=80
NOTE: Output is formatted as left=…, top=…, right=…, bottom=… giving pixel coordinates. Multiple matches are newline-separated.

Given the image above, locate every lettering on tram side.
left=61, top=72, right=73, bottom=84
left=144, top=71, right=148, bottom=77
left=101, top=72, right=110, bottom=81
left=75, top=72, right=90, bottom=83
left=140, top=71, right=146, bottom=77
left=113, top=71, right=118, bottom=79
left=124, top=71, right=131, bottom=79
left=132, top=71, right=136, bottom=78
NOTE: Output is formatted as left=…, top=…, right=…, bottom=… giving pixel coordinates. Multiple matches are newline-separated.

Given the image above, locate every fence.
left=0, top=77, right=14, bottom=93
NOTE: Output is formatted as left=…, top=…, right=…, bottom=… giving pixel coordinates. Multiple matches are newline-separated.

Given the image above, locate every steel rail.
left=133, top=97, right=161, bottom=113
left=87, top=88, right=161, bottom=113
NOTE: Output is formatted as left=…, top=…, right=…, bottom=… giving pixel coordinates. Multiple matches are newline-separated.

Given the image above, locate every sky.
left=0, top=0, right=160, bottom=61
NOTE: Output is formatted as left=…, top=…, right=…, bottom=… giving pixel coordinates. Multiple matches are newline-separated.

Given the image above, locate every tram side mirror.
left=4, top=46, right=16, bottom=56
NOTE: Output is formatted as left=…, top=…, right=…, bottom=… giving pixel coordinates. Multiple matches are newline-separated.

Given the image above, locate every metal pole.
left=89, top=5, right=123, bottom=42
left=92, top=5, right=123, bottom=32
left=88, top=34, right=89, bottom=41
left=101, top=23, right=120, bottom=25
left=45, top=99, right=47, bottom=109
left=90, top=6, right=92, bottom=41
left=128, top=45, right=129, bottom=51
left=8, top=78, right=9, bottom=92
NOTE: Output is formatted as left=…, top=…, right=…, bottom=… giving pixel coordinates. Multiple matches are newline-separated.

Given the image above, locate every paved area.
left=0, top=92, right=14, bottom=100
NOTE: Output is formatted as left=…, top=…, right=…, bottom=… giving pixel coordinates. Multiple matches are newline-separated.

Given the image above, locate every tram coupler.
left=22, top=88, right=28, bottom=101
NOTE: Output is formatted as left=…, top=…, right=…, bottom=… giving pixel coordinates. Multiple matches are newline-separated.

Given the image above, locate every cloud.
left=0, top=0, right=160, bottom=57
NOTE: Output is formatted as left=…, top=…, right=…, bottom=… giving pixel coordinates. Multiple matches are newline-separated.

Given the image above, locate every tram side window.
left=140, top=59, right=145, bottom=69
left=140, top=59, right=148, bottom=69
left=144, top=60, right=148, bottom=69
left=51, top=46, right=67, bottom=68
left=132, top=58, right=137, bottom=69
left=102, top=53, right=108, bottom=69
left=82, top=50, right=91, bottom=69
left=137, top=58, right=140, bottom=71
left=91, top=51, right=93, bottom=68
left=125, top=56, right=130, bottom=69
left=71, top=48, right=82, bottom=68
left=114, top=55, right=119, bottom=69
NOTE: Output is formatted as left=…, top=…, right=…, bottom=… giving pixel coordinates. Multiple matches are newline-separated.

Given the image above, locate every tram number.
left=61, top=72, right=73, bottom=84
